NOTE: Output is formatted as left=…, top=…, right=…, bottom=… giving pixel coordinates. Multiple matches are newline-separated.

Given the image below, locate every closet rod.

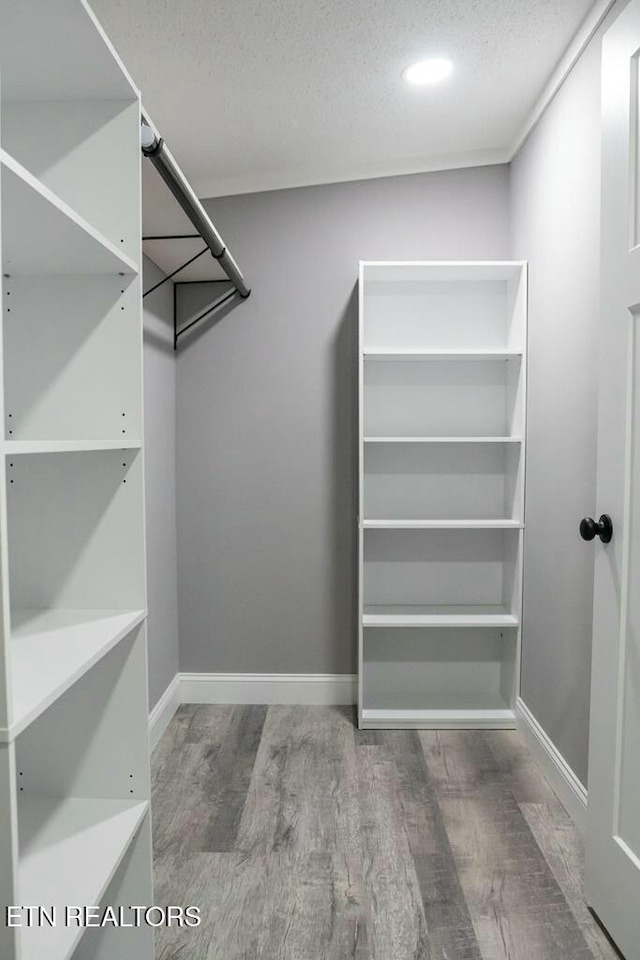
left=140, top=120, right=251, bottom=300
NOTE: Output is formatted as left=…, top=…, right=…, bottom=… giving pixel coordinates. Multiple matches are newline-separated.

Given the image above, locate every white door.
left=585, top=3, right=640, bottom=956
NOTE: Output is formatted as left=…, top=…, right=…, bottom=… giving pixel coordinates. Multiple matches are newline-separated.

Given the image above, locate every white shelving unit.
left=0, top=3, right=154, bottom=959
left=358, top=261, right=527, bottom=729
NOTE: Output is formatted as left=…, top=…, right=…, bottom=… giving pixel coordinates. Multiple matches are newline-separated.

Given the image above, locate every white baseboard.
left=149, top=674, right=181, bottom=751
left=516, top=697, right=588, bottom=834
left=180, top=672, right=357, bottom=706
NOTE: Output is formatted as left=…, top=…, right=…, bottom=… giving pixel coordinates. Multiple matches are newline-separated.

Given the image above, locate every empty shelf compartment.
left=17, top=797, right=148, bottom=960
left=363, top=356, right=523, bottom=439
left=360, top=262, right=525, bottom=352
left=363, top=441, right=522, bottom=522
left=362, top=627, right=517, bottom=726
left=3, top=275, right=141, bottom=442
left=7, top=609, right=145, bottom=738
left=363, top=527, right=521, bottom=615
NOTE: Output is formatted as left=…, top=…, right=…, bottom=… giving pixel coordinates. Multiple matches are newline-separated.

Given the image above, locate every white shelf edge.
left=363, top=436, right=523, bottom=444
left=0, top=149, right=139, bottom=275
left=1, top=609, right=146, bottom=742
left=359, top=260, right=526, bottom=285
left=362, top=519, right=524, bottom=529
left=18, top=797, right=148, bottom=960
left=360, top=708, right=516, bottom=729
left=359, top=259, right=527, bottom=267
left=80, top=0, right=141, bottom=100
left=363, top=349, right=523, bottom=360
left=362, top=613, right=519, bottom=628
left=4, top=440, right=142, bottom=455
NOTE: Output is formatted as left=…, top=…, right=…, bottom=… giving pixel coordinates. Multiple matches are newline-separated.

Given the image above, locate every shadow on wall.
left=143, top=298, right=174, bottom=354
left=143, top=326, right=174, bottom=355
left=330, top=284, right=359, bottom=673
left=175, top=281, right=241, bottom=350
left=142, top=259, right=175, bottom=355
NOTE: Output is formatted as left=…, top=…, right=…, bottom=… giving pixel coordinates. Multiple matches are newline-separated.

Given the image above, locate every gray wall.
left=176, top=165, right=510, bottom=674
left=170, top=18, right=624, bottom=784
left=510, top=1, right=628, bottom=786
left=143, top=256, right=179, bottom=708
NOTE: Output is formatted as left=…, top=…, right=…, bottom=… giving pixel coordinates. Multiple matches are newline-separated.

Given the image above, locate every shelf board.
left=4, top=440, right=142, bottom=456
left=360, top=707, right=515, bottom=729
left=363, top=436, right=523, bottom=444
left=360, top=261, right=526, bottom=283
left=3, top=609, right=145, bottom=741
left=18, top=796, right=148, bottom=960
left=362, top=519, right=523, bottom=530
left=363, top=605, right=519, bottom=628
left=1, top=150, right=138, bottom=276
left=363, top=349, right=523, bottom=361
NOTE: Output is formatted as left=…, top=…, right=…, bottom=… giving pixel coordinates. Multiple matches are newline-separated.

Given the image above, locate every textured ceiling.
left=93, top=0, right=597, bottom=198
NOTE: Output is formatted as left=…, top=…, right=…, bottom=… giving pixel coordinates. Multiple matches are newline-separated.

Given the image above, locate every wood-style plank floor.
left=151, top=705, right=620, bottom=960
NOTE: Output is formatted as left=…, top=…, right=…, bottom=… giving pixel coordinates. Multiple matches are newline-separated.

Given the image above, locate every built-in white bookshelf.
left=358, top=261, right=527, bottom=729
left=0, top=3, right=154, bottom=959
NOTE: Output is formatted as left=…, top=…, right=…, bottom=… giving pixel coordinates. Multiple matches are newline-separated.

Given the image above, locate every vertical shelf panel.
left=0, top=742, right=19, bottom=960
left=0, top=448, right=12, bottom=733
left=358, top=261, right=527, bottom=728
left=0, top=3, right=151, bottom=958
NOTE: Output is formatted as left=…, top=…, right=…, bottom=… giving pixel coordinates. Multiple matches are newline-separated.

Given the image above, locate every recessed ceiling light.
left=403, top=58, right=453, bottom=86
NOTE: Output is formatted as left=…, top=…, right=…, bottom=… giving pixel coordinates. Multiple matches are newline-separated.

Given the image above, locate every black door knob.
left=579, top=514, right=613, bottom=544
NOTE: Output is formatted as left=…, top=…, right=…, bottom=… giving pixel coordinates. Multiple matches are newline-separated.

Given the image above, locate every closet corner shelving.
left=357, top=260, right=528, bottom=730
left=0, top=3, right=154, bottom=959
